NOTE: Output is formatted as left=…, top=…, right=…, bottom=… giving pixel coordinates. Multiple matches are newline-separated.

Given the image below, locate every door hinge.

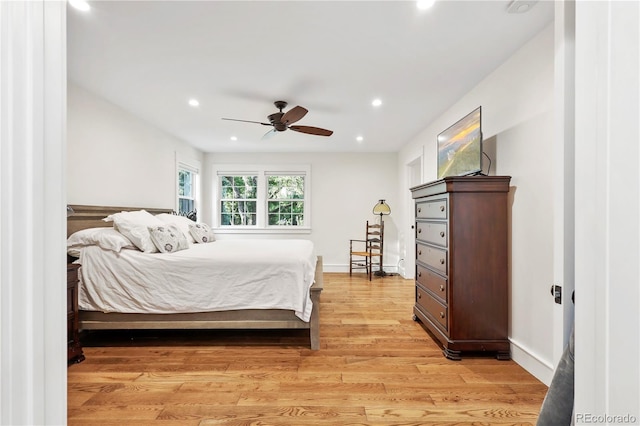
left=550, top=285, right=562, bottom=304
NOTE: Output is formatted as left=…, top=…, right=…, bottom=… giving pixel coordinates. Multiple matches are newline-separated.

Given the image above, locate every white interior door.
left=402, top=156, right=422, bottom=279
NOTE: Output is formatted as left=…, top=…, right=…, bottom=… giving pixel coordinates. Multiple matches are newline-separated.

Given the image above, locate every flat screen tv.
left=437, top=106, right=483, bottom=179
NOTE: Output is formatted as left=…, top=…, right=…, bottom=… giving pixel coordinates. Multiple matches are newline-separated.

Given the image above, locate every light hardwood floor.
left=67, top=273, right=548, bottom=425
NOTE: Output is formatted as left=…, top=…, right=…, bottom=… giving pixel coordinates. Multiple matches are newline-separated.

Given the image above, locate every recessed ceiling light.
left=356, top=136, right=364, bottom=142
left=188, top=99, right=200, bottom=107
left=69, top=0, right=90, bottom=11
left=416, top=0, right=435, bottom=10
left=371, top=98, right=382, bottom=107
left=230, top=136, right=238, bottom=141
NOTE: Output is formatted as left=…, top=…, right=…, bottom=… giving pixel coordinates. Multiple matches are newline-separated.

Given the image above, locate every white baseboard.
left=510, top=338, right=555, bottom=386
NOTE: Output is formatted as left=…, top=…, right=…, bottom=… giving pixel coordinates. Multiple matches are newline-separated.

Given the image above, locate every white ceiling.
left=67, top=1, right=554, bottom=153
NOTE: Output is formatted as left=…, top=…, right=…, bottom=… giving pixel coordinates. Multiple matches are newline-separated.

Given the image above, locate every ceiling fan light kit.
left=222, top=101, right=333, bottom=138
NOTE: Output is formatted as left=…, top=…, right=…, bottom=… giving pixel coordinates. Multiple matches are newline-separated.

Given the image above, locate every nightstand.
left=67, top=263, right=85, bottom=364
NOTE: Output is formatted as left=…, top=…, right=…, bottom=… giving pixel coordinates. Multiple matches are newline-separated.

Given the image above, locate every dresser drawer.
left=416, top=285, right=448, bottom=331
left=416, top=222, right=447, bottom=247
left=416, top=198, right=448, bottom=220
left=417, top=244, right=448, bottom=275
left=416, top=264, right=447, bottom=303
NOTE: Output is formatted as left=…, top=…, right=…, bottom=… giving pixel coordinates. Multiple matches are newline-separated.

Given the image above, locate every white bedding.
left=76, top=239, right=317, bottom=322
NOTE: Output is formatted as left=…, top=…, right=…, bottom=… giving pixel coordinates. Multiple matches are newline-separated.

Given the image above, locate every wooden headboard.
left=66, top=205, right=174, bottom=237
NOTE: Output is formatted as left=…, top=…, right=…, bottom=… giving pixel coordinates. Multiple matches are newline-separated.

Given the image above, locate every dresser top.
left=410, top=175, right=511, bottom=199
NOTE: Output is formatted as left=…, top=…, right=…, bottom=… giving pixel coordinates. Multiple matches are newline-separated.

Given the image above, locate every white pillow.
left=189, top=222, right=215, bottom=243
left=155, top=213, right=196, bottom=244
left=67, top=227, right=136, bottom=256
left=103, top=210, right=164, bottom=253
left=148, top=224, right=189, bottom=253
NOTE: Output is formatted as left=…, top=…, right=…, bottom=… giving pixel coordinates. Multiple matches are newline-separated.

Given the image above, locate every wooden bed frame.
left=67, top=205, right=323, bottom=350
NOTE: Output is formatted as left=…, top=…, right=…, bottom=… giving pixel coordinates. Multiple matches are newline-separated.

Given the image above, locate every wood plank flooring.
left=68, top=273, right=548, bottom=425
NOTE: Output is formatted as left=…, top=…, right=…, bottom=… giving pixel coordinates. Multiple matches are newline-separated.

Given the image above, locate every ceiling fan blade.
left=222, top=118, right=271, bottom=126
left=290, top=125, right=333, bottom=137
left=280, top=106, right=308, bottom=126
left=261, top=129, right=277, bottom=140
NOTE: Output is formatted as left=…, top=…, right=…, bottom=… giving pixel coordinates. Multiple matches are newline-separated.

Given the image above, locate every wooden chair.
left=349, top=220, right=384, bottom=280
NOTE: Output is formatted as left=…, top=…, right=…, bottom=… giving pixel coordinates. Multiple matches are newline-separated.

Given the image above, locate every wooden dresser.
left=410, top=176, right=511, bottom=360
left=67, top=263, right=85, bottom=364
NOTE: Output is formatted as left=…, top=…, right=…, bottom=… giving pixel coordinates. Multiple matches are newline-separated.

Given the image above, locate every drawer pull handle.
left=440, top=205, right=445, bottom=212
left=440, top=258, right=445, bottom=265
left=418, top=271, right=422, bottom=277
left=440, top=312, right=445, bottom=319
left=418, top=228, right=422, bottom=234
left=440, top=285, right=445, bottom=292
left=418, top=207, right=422, bottom=213
left=440, top=231, right=445, bottom=238
left=418, top=250, right=422, bottom=255
left=418, top=293, right=421, bottom=299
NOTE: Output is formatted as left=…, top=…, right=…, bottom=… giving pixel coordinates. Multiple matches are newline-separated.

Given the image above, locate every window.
left=177, top=164, right=198, bottom=217
left=220, top=175, right=257, bottom=225
left=267, top=175, right=305, bottom=226
left=213, top=164, right=310, bottom=233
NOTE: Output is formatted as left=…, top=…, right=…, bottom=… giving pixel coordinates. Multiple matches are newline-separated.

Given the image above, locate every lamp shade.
left=372, top=199, right=391, bottom=216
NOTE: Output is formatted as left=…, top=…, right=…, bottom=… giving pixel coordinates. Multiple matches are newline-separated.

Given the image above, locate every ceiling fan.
left=222, top=101, right=333, bottom=139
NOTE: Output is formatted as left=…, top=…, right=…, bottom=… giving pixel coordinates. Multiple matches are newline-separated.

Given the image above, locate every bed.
left=67, top=204, right=323, bottom=350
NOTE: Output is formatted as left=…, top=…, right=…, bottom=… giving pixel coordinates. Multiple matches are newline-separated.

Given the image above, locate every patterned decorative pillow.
left=155, top=213, right=196, bottom=244
left=189, top=222, right=215, bottom=243
left=148, top=224, right=189, bottom=253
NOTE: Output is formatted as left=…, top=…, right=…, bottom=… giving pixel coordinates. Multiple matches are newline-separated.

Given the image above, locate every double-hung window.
left=220, top=175, right=257, bottom=225
left=267, top=174, right=305, bottom=226
left=213, top=164, right=310, bottom=233
left=177, top=163, right=198, bottom=217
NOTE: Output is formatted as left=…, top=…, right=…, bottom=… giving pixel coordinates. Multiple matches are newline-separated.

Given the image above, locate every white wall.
left=398, top=25, right=555, bottom=384
left=67, top=83, right=203, bottom=209
left=203, top=152, right=398, bottom=272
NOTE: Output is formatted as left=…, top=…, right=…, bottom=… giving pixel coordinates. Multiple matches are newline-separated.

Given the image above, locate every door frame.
left=552, top=0, right=576, bottom=365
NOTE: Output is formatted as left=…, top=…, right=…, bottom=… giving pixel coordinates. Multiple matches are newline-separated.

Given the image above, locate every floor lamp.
left=372, top=199, right=391, bottom=277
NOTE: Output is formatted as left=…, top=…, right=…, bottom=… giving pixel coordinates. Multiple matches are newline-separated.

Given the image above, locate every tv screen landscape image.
left=437, top=106, right=482, bottom=179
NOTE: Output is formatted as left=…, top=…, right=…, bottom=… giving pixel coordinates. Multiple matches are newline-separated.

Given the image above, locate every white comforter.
left=77, top=239, right=317, bottom=322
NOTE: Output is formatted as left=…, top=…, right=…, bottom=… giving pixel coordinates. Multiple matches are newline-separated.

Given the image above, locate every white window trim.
left=211, top=164, right=311, bottom=234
